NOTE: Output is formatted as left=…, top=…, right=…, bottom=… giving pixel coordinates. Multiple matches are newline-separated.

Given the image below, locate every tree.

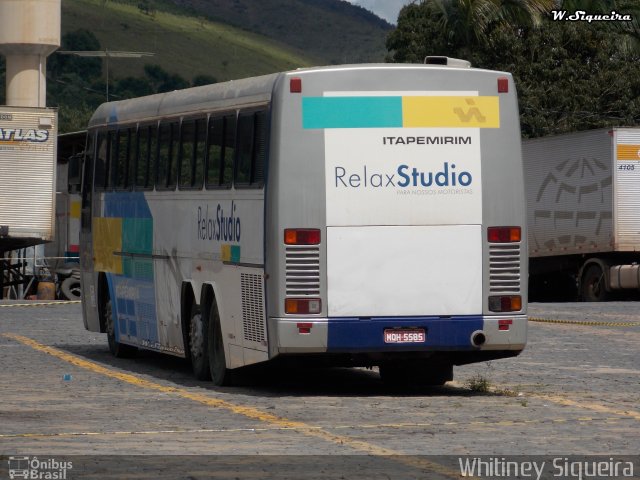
left=387, top=0, right=554, bottom=62
left=49, top=29, right=102, bottom=81
left=143, top=64, right=189, bottom=93
left=192, top=74, right=217, bottom=87
left=386, top=0, right=640, bottom=137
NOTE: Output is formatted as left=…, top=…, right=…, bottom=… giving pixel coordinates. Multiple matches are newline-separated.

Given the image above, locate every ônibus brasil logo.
left=7, top=456, right=72, bottom=479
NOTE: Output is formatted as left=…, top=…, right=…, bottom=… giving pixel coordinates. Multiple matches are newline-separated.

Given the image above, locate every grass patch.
left=465, top=374, right=491, bottom=393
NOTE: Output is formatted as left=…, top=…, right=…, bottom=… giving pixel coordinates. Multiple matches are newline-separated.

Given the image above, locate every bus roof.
left=88, top=63, right=512, bottom=128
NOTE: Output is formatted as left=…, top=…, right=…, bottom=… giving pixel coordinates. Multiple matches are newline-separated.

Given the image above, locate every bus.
left=79, top=59, right=527, bottom=386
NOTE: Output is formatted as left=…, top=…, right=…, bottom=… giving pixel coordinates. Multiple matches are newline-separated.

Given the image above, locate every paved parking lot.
left=0, top=301, right=638, bottom=478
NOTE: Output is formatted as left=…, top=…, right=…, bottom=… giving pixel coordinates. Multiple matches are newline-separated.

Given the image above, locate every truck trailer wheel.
left=581, top=264, right=609, bottom=302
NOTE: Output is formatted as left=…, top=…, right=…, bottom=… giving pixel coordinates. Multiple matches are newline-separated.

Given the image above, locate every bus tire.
left=104, top=292, right=137, bottom=358
left=189, top=302, right=211, bottom=380
left=581, top=264, right=609, bottom=302
left=208, top=301, right=232, bottom=386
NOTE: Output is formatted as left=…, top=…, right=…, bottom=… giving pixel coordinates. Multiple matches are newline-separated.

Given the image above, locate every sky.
left=347, top=0, right=412, bottom=24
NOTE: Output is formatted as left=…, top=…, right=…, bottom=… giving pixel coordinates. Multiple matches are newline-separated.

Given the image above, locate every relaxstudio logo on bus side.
left=196, top=201, right=242, bottom=262
left=196, top=201, right=241, bottom=242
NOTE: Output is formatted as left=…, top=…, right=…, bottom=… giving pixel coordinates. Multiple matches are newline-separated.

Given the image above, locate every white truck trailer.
left=0, top=106, right=58, bottom=251
left=523, top=127, right=640, bottom=301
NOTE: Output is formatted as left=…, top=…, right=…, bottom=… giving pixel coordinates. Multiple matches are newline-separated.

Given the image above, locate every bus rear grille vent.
left=489, top=244, right=521, bottom=294
left=241, top=273, right=265, bottom=344
left=285, top=246, right=320, bottom=296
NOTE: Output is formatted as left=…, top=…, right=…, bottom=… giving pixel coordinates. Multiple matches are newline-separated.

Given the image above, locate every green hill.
left=59, top=0, right=391, bottom=83
left=157, top=0, right=393, bottom=64
left=60, top=0, right=318, bottom=83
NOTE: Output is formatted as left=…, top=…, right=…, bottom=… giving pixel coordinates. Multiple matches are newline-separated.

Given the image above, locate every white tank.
left=0, top=0, right=61, bottom=107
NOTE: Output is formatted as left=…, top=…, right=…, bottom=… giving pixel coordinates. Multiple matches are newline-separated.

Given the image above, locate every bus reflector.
left=284, top=228, right=320, bottom=245
left=497, top=77, right=509, bottom=93
left=489, top=296, right=521, bottom=312
left=297, top=322, right=313, bottom=334
left=290, top=77, right=302, bottom=93
left=498, top=319, right=513, bottom=331
left=488, top=226, right=521, bottom=243
left=285, top=298, right=321, bottom=315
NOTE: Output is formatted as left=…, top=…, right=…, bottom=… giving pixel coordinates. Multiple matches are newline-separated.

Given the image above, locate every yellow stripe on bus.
left=402, top=96, right=500, bottom=128
left=93, top=217, right=123, bottom=274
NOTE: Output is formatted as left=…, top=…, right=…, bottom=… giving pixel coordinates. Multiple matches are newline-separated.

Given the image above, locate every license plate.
left=384, top=328, right=426, bottom=344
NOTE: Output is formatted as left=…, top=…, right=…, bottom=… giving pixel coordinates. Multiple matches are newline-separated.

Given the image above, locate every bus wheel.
left=104, top=294, right=137, bottom=358
left=189, top=302, right=211, bottom=380
left=581, top=264, right=609, bottom=302
left=208, top=302, right=232, bottom=386
left=379, top=361, right=452, bottom=387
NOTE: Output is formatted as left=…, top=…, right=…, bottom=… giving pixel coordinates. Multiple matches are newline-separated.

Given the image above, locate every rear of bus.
left=265, top=61, right=527, bottom=383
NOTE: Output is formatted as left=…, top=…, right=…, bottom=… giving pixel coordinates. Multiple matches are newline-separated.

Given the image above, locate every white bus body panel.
left=327, top=225, right=482, bottom=317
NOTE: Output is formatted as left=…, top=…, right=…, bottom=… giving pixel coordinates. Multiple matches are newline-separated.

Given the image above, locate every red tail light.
left=489, top=296, right=522, bottom=312
left=290, top=77, right=302, bottom=93
left=488, top=226, right=521, bottom=243
left=497, top=77, right=509, bottom=93
left=284, top=228, right=320, bottom=245
left=285, top=298, right=321, bottom=315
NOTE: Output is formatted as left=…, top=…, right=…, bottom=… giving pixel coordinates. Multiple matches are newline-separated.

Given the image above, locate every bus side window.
left=235, top=113, right=254, bottom=187
left=167, top=122, right=179, bottom=189
left=94, top=131, right=108, bottom=191
left=128, top=127, right=136, bottom=189
left=147, top=125, right=158, bottom=190
left=194, top=118, right=206, bottom=188
left=179, top=120, right=195, bottom=189
left=156, top=123, right=175, bottom=190
left=206, top=117, right=224, bottom=188
left=223, top=114, right=236, bottom=186
left=254, top=111, right=267, bottom=185
left=108, top=130, right=118, bottom=190
left=115, top=129, right=130, bottom=190
left=80, top=132, right=95, bottom=233
left=135, top=125, right=149, bottom=190
left=235, top=110, right=266, bottom=188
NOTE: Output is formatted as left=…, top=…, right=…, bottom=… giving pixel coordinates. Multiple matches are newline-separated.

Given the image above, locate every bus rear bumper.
left=268, top=315, right=527, bottom=355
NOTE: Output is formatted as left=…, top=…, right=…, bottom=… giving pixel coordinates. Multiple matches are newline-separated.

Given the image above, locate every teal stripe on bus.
left=302, top=96, right=403, bottom=129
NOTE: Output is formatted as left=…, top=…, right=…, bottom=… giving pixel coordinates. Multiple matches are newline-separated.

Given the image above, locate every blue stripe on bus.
left=103, top=192, right=160, bottom=349
left=302, top=96, right=403, bottom=129
left=326, top=316, right=483, bottom=352
left=104, top=192, right=153, bottom=219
